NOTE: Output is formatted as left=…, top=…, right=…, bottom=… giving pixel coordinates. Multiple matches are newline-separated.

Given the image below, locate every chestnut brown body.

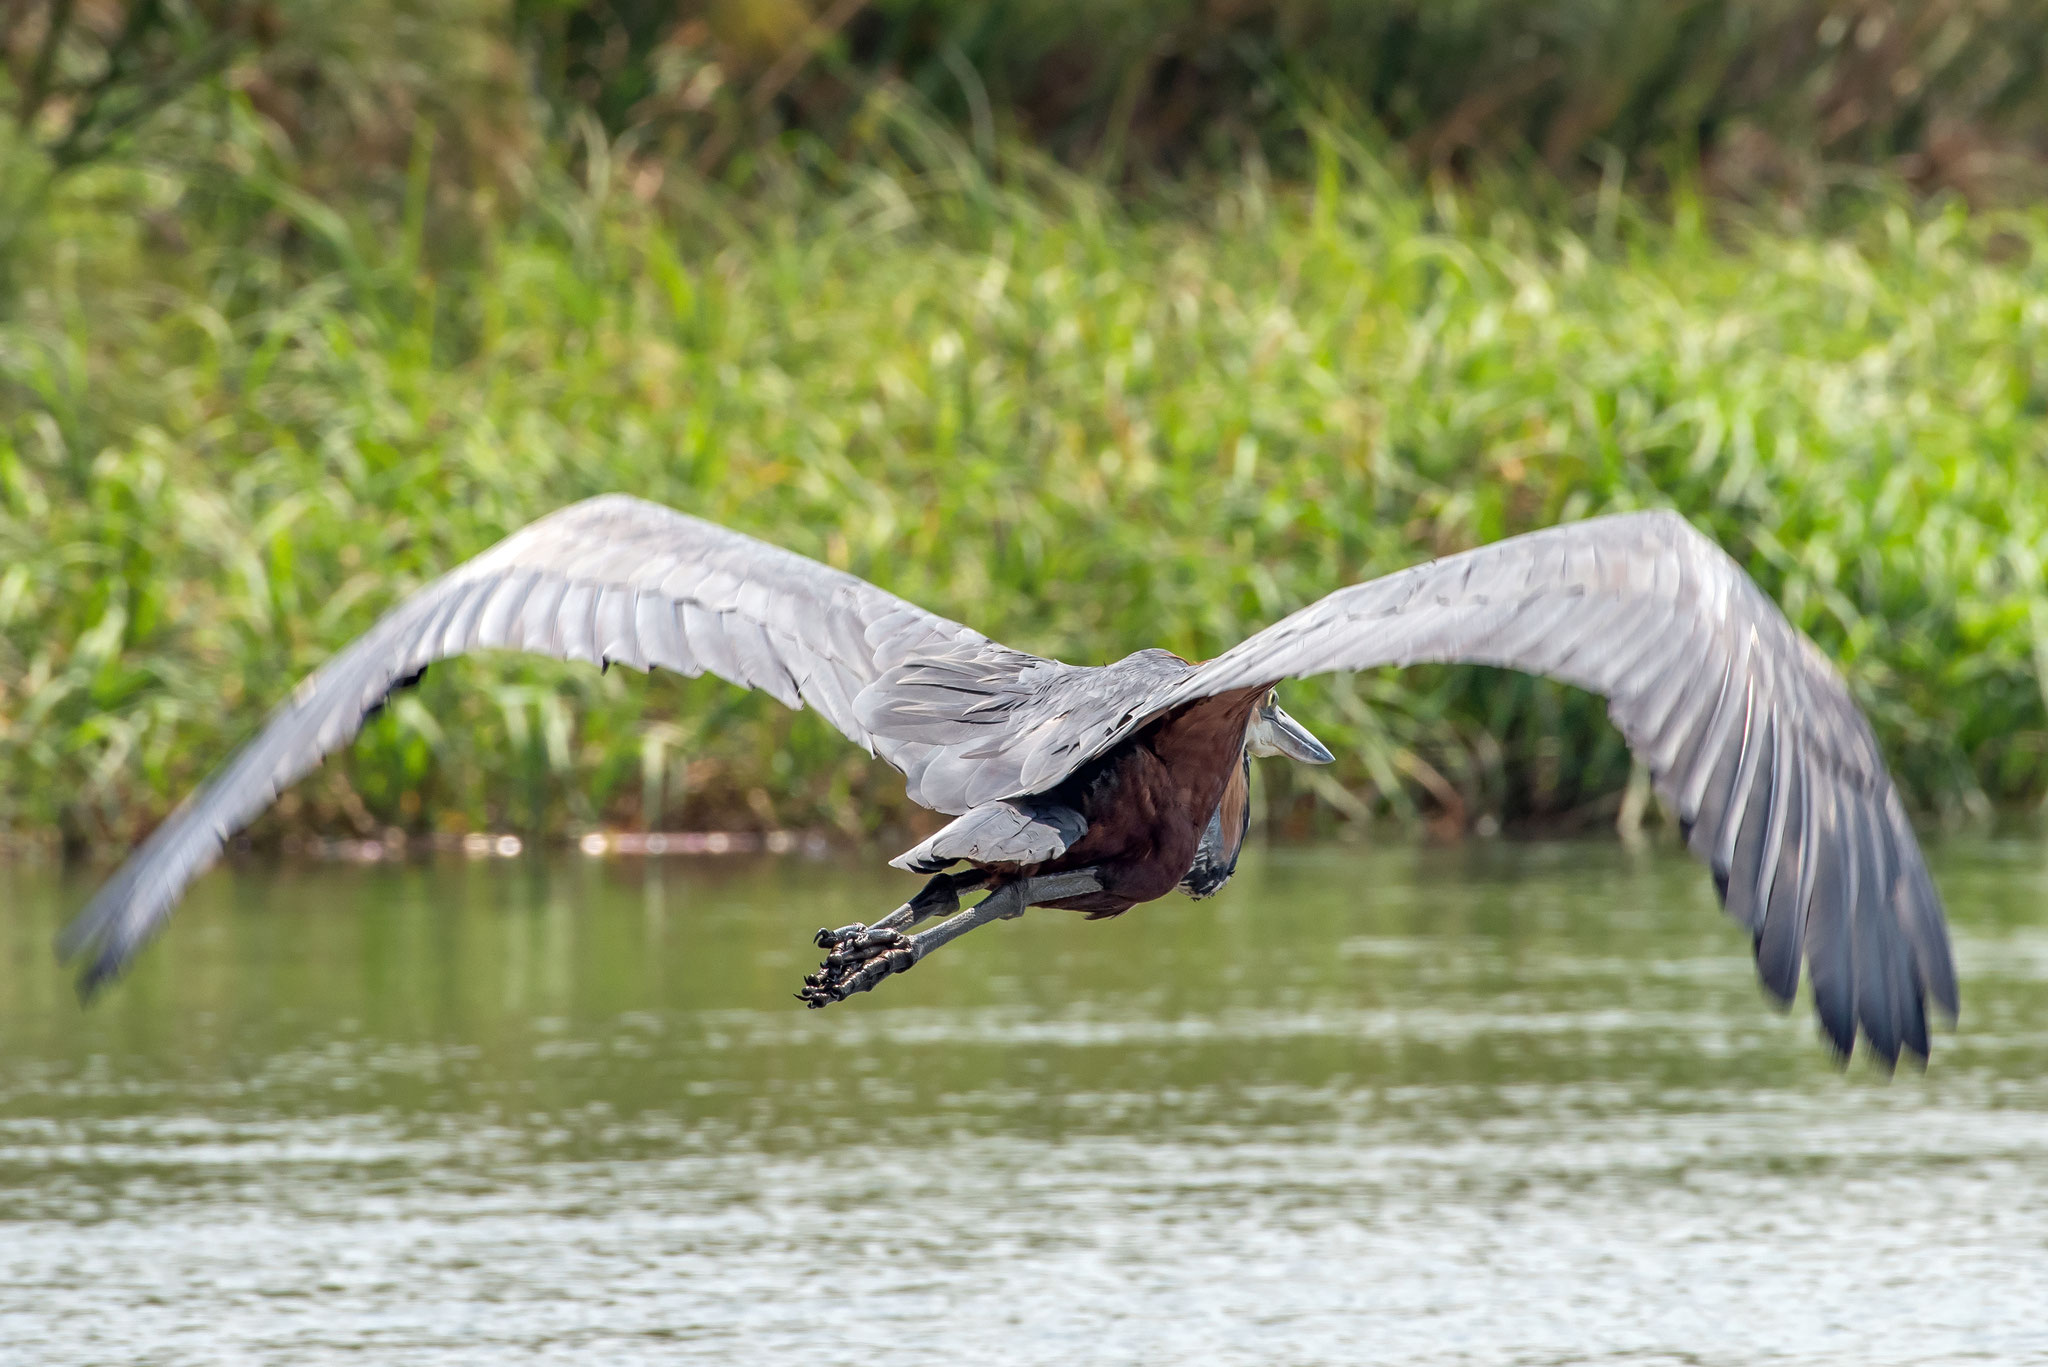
left=1030, top=687, right=1266, bottom=915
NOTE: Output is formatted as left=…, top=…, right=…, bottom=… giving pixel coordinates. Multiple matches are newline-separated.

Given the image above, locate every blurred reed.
left=2, top=94, right=2043, bottom=849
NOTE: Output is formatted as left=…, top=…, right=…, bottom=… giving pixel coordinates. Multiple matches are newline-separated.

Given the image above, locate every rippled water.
left=4, top=839, right=2047, bottom=1365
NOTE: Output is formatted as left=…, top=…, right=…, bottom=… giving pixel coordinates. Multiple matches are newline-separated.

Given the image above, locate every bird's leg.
left=812, top=869, right=989, bottom=951
left=797, top=870, right=1101, bottom=1008
left=800, top=877, right=1022, bottom=1006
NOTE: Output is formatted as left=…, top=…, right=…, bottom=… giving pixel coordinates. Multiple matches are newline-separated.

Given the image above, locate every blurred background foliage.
left=2, top=0, right=2045, bottom=852
left=15, top=1, right=2048, bottom=204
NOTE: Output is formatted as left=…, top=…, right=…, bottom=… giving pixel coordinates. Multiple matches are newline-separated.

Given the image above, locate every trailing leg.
left=797, top=870, right=1102, bottom=1008
left=812, top=869, right=988, bottom=953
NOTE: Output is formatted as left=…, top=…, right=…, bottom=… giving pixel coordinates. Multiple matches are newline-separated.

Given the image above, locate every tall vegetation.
left=2, top=4, right=2044, bottom=848
left=534, top=0, right=2048, bottom=203
left=10, top=2, right=2048, bottom=200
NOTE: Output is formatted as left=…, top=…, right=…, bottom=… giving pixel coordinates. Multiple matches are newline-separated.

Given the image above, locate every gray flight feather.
left=990, top=509, right=1954, bottom=1064
left=59, top=495, right=1037, bottom=992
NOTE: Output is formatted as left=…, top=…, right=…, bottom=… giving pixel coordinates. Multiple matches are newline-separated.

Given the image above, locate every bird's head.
left=1245, top=691, right=1335, bottom=764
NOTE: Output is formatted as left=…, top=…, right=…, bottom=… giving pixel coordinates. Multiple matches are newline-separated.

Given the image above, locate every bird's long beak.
left=1259, top=705, right=1335, bottom=765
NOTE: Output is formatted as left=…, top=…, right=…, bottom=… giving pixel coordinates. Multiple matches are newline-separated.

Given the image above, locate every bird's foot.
left=794, top=872, right=1097, bottom=1010
left=799, top=925, right=919, bottom=1007
left=798, top=872, right=976, bottom=1006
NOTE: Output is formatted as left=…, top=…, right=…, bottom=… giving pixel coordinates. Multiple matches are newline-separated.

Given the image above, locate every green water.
left=3, top=840, right=2046, bottom=1365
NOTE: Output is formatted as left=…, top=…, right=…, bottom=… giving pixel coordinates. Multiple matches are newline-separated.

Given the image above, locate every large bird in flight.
left=60, top=497, right=1955, bottom=1065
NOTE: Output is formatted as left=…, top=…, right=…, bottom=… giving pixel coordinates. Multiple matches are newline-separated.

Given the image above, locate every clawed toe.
left=802, top=918, right=923, bottom=1007
left=797, top=935, right=918, bottom=1008
left=795, top=873, right=1080, bottom=1011
left=825, top=926, right=908, bottom=965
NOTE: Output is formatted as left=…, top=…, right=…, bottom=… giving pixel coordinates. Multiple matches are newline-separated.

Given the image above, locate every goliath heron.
left=60, top=496, right=1955, bottom=1065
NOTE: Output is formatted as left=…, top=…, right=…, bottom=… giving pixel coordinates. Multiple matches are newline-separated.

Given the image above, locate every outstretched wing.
left=1010, top=510, right=1955, bottom=1066
left=59, top=495, right=1038, bottom=992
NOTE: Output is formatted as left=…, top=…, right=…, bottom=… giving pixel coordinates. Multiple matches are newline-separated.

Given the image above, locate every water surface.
left=4, top=840, right=2046, bottom=1365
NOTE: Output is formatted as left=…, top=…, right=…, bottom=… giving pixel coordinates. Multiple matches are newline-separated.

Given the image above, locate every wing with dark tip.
left=59, top=495, right=1045, bottom=992
left=1010, top=511, right=1955, bottom=1066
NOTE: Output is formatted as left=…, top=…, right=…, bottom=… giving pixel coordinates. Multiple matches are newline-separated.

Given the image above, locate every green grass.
left=4, top=107, right=2046, bottom=849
